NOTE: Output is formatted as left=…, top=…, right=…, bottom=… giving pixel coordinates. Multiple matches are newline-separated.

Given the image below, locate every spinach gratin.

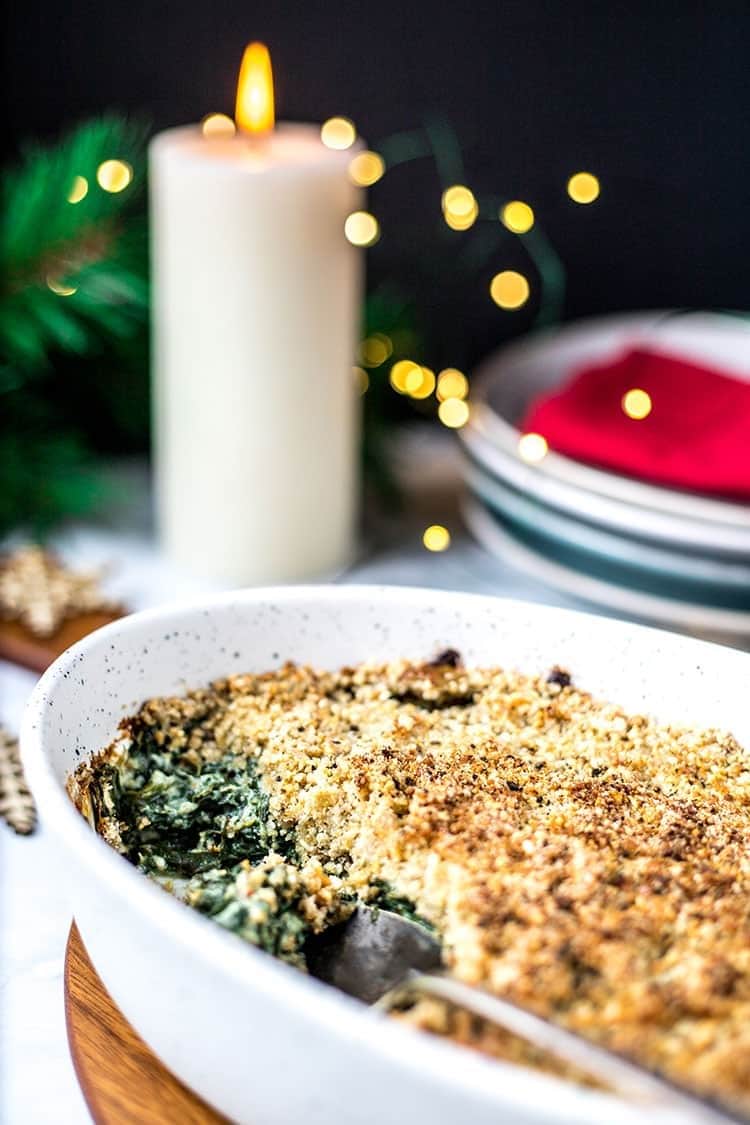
left=71, top=654, right=750, bottom=1113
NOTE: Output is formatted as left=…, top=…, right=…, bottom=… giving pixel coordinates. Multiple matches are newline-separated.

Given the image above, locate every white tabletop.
left=0, top=440, right=719, bottom=1124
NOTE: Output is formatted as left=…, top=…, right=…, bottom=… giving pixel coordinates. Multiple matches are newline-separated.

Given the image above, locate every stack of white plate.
left=459, top=311, right=750, bottom=640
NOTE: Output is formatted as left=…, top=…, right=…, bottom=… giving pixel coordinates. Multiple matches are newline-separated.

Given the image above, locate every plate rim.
left=462, top=497, right=750, bottom=637
left=468, top=311, right=750, bottom=527
left=461, top=422, right=750, bottom=557
left=465, top=461, right=750, bottom=590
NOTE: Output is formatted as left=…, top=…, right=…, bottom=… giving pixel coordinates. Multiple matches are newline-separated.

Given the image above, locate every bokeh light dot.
left=349, top=151, right=385, bottom=186
left=344, top=211, right=380, bottom=246
left=436, top=368, right=469, bottom=402
left=321, top=117, right=357, bottom=150
left=359, top=333, right=393, bottom=367
left=46, top=275, right=77, bottom=297
left=622, top=387, right=652, bottom=420
left=67, top=175, right=88, bottom=204
left=438, top=398, right=470, bottom=428
left=390, top=359, right=421, bottom=394
left=353, top=366, right=369, bottom=394
left=442, top=185, right=476, bottom=217
left=501, top=200, right=535, bottom=233
left=445, top=202, right=478, bottom=231
left=96, top=159, right=133, bottom=193
left=423, top=524, right=451, bottom=552
left=408, top=366, right=436, bottom=399
left=518, top=432, right=549, bottom=463
left=490, top=270, right=530, bottom=310
left=567, top=172, right=600, bottom=204
left=403, top=366, right=422, bottom=394
left=202, top=113, right=237, bottom=137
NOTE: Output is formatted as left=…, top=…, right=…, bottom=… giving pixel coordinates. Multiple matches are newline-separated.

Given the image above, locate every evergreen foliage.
left=0, top=117, right=149, bottom=534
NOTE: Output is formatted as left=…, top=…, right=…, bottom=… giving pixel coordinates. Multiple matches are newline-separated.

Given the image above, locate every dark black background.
left=4, top=0, right=749, bottom=368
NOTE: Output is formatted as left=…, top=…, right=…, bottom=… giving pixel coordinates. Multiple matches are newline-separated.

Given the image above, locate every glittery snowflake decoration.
left=0, top=546, right=119, bottom=638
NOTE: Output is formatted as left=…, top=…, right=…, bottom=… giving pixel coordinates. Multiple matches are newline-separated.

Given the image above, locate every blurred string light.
left=388, top=359, right=436, bottom=399
left=202, top=113, right=236, bottom=137
left=445, top=203, right=478, bottom=231
left=622, top=387, right=652, bottom=420
left=96, top=159, right=133, bottom=193
left=337, top=117, right=569, bottom=337
left=567, top=172, right=600, bottom=204
left=359, top=333, right=393, bottom=367
left=46, top=275, right=77, bottom=297
left=438, top=398, right=470, bottom=428
left=442, top=184, right=476, bottom=221
left=436, top=368, right=468, bottom=401
left=67, top=176, right=88, bottom=204
left=353, top=366, right=370, bottom=394
left=500, top=200, right=534, bottom=234
left=442, top=184, right=478, bottom=231
left=518, top=432, right=549, bottom=463
left=321, top=116, right=357, bottom=150
left=490, top=270, right=530, bottom=310
left=344, top=211, right=380, bottom=246
left=329, top=116, right=593, bottom=416
left=349, top=151, right=385, bottom=186
left=406, top=365, right=436, bottom=399
left=390, top=359, right=420, bottom=394
left=423, top=524, right=451, bottom=551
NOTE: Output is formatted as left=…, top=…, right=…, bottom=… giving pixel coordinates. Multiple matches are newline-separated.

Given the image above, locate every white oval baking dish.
left=22, top=586, right=748, bottom=1125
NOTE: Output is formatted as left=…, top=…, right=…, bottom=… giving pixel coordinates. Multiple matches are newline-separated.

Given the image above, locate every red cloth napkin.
left=520, top=346, right=750, bottom=500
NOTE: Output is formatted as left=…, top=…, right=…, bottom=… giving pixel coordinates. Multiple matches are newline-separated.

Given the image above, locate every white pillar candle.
left=150, top=46, right=363, bottom=585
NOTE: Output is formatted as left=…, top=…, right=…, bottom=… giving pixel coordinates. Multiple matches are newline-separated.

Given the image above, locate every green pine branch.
left=0, top=115, right=150, bottom=536
left=0, top=115, right=149, bottom=371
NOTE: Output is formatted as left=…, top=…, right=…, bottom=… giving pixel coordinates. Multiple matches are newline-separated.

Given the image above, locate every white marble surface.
left=2, top=443, right=729, bottom=1124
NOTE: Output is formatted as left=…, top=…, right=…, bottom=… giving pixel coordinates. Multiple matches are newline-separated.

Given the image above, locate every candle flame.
left=235, top=42, right=275, bottom=135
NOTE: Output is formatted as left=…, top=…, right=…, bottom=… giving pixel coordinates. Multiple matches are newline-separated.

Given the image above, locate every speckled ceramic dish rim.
left=22, top=586, right=749, bottom=1125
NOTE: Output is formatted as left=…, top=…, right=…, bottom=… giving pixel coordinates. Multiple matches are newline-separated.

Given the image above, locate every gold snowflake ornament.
left=0, top=546, right=118, bottom=638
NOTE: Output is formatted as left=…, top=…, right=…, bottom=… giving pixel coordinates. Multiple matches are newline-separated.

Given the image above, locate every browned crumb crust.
left=76, top=658, right=750, bottom=1111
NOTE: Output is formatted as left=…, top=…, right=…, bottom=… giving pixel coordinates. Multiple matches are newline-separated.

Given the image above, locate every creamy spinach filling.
left=86, top=723, right=428, bottom=968
left=106, top=744, right=284, bottom=874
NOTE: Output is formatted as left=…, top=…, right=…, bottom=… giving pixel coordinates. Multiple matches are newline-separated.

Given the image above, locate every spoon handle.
left=383, top=972, right=744, bottom=1125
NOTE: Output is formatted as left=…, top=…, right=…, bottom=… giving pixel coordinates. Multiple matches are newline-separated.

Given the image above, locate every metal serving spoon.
left=306, top=906, right=745, bottom=1125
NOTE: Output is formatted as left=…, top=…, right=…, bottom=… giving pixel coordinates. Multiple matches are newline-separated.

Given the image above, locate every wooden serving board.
left=64, top=923, right=229, bottom=1124
left=0, top=612, right=122, bottom=674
